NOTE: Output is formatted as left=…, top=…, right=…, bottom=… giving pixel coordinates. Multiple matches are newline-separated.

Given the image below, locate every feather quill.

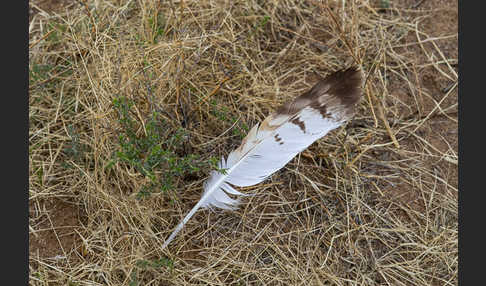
left=162, top=67, right=363, bottom=249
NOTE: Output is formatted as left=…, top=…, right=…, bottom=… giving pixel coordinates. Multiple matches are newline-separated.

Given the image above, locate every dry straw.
left=29, top=0, right=457, bottom=285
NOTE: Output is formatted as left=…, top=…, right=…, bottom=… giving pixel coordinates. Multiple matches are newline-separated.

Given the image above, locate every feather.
left=162, top=67, right=363, bottom=249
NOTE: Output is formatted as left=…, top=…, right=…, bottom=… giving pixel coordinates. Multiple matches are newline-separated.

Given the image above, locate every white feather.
left=161, top=68, right=362, bottom=249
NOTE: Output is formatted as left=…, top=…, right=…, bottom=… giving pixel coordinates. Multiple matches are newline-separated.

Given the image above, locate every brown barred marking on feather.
left=309, top=102, right=329, bottom=119
left=275, top=67, right=362, bottom=118
left=274, top=134, right=284, bottom=145
left=290, top=117, right=306, bottom=133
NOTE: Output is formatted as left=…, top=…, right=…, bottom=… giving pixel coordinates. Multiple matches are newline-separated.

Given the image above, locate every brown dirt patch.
left=372, top=0, right=458, bottom=214
left=29, top=199, right=84, bottom=259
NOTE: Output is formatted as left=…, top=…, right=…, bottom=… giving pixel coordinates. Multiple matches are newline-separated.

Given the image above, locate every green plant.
left=111, top=96, right=218, bottom=198
left=380, top=0, right=390, bottom=9
left=64, top=125, right=87, bottom=161
left=147, top=13, right=165, bottom=43
left=249, top=15, right=270, bottom=38
left=129, top=258, right=174, bottom=286
left=136, top=258, right=174, bottom=270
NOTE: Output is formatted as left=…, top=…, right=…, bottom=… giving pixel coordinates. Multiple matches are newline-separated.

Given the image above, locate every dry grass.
left=29, top=0, right=457, bottom=285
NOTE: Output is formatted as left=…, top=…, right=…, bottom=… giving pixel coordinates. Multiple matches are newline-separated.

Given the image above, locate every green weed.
left=147, top=13, right=165, bottom=43
left=249, top=15, right=270, bottom=38
left=64, top=125, right=87, bottom=161
left=129, top=258, right=174, bottom=285
left=112, top=96, right=218, bottom=198
left=380, top=0, right=390, bottom=9
left=129, top=270, right=139, bottom=286
left=136, top=257, right=174, bottom=270
left=29, top=63, right=53, bottom=83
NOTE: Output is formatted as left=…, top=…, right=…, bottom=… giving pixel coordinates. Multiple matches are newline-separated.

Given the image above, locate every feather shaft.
left=161, top=146, right=254, bottom=248
left=161, top=199, right=204, bottom=249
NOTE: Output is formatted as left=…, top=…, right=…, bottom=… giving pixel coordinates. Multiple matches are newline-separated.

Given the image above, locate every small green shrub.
left=111, top=96, right=218, bottom=199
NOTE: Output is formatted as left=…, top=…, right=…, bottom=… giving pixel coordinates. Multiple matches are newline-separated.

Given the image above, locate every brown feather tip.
left=275, top=67, right=363, bottom=116
left=325, top=66, right=363, bottom=107
left=310, top=66, right=363, bottom=108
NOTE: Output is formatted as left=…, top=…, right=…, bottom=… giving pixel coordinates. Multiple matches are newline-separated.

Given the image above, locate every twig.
left=141, top=62, right=155, bottom=113
left=324, top=6, right=360, bottom=66
left=29, top=30, right=54, bottom=49
left=79, top=0, right=96, bottom=36
left=199, top=77, right=231, bottom=104
left=411, top=0, right=426, bottom=9
left=29, top=68, right=72, bottom=90
left=377, top=101, right=400, bottom=149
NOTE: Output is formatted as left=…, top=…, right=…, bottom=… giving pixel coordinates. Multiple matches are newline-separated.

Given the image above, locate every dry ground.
left=29, top=0, right=457, bottom=285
